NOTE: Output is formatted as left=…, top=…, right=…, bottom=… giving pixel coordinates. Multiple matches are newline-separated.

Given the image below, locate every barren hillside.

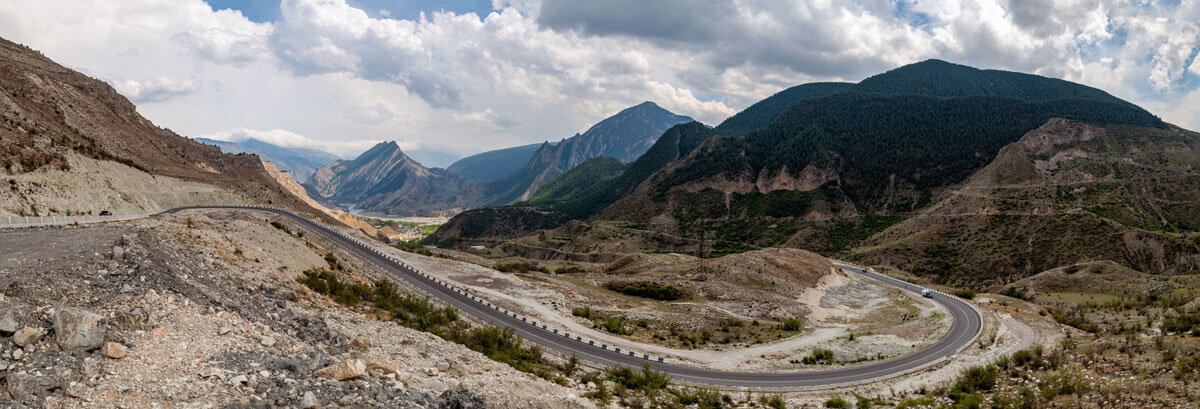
left=0, top=37, right=321, bottom=218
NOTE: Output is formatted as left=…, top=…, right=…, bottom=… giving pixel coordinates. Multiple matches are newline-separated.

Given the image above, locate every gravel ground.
left=0, top=210, right=594, bottom=408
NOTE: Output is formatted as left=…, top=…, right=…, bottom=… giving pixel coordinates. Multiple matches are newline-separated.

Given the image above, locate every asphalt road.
left=162, top=206, right=982, bottom=388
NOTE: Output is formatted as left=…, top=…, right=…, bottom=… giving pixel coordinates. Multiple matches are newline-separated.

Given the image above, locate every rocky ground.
left=0, top=209, right=594, bottom=408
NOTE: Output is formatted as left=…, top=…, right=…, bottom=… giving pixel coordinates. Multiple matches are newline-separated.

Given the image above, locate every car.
left=922, top=289, right=934, bottom=298
left=99, top=210, right=112, bottom=216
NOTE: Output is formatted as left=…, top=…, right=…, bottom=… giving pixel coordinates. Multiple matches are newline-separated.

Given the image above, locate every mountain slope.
left=852, top=119, right=1200, bottom=284
left=478, top=102, right=693, bottom=205
left=446, top=143, right=547, bottom=182
left=526, top=156, right=625, bottom=204
left=714, top=82, right=853, bottom=136
left=305, top=142, right=476, bottom=217
left=425, top=121, right=715, bottom=247
left=195, top=137, right=340, bottom=182
left=0, top=37, right=320, bottom=218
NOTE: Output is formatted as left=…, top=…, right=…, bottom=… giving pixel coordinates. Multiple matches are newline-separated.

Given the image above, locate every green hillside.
left=527, top=156, right=626, bottom=204
left=426, top=122, right=715, bottom=246
left=715, top=82, right=853, bottom=136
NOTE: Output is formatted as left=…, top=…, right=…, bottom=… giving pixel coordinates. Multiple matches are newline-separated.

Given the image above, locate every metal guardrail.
left=217, top=205, right=674, bottom=365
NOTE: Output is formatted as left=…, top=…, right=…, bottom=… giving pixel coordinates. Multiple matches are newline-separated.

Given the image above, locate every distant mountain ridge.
left=309, top=101, right=693, bottom=217
left=477, top=101, right=693, bottom=205
left=195, top=137, right=340, bottom=182
left=304, top=141, right=475, bottom=217
left=446, top=143, right=547, bottom=182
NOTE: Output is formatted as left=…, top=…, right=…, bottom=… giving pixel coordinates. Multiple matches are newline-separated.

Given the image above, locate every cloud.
left=453, top=108, right=519, bottom=129
left=111, top=77, right=201, bottom=103
left=269, top=0, right=463, bottom=108
left=2, top=0, right=1200, bottom=165
left=198, top=128, right=326, bottom=149
left=174, top=24, right=271, bottom=66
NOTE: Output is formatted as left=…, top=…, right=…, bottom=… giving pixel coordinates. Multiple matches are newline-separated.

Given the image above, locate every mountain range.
left=194, top=137, right=341, bottom=182
left=306, top=101, right=692, bottom=216
left=426, top=59, right=1200, bottom=285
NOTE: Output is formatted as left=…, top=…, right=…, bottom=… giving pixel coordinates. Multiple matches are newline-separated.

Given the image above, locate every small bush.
left=269, top=220, right=291, bottom=234
left=823, top=397, right=847, bottom=408
left=604, top=281, right=686, bottom=301
left=803, top=348, right=835, bottom=364
left=953, top=289, right=976, bottom=299
left=781, top=317, right=804, bottom=331
left=495, top=262, right=549, bottom=274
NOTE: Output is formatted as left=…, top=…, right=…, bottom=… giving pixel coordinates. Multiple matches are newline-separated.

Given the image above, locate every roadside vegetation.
left=604, top=281, right=686, bottom=301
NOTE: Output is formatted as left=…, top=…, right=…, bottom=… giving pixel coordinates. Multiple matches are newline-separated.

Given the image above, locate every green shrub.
left=606, top=364, right=670, bottom=393
left=803, top=348, right=835, bottom=364
left=604, top=281, right=685, bottom=301
left=823, top=397, right=847, bottom=408
left=953, top=289, right=976, bottom=299
left=781, top=318, right=804, bottom=331
left=269, top=221, right=291, bottom=234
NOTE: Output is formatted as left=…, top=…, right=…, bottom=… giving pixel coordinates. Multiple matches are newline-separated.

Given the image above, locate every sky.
left=0, top=0, right=1198, bottom=167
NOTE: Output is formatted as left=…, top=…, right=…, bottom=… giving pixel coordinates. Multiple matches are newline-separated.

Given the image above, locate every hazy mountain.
left=404, top=147, right=462, bottom=169
left=478, top=101, right=693, bottom=205
left=446, top=143, right=547, bottom=182
left=304, top=141, right=476, bottom=217
left=194, top=137, right=341, bottom=182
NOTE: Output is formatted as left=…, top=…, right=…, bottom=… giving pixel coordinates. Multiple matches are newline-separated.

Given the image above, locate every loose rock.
left=12, top=327, right=43, bottom=347
left=101, top=342, right=127, bottom=359
left=54, top=308, right=107, bottom=350
left=0, top=309, right=18, bottom=334
left=301, top=391, right=319, bottom=408
left=313, top=359, right=365, bottom=381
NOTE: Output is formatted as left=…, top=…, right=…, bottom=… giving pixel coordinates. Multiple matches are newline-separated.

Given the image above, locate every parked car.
left=99, top=210, right=112, bottom=216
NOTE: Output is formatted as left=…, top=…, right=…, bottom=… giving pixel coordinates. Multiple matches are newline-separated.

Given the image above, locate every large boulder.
left=54, top=308, right=107, bottom=351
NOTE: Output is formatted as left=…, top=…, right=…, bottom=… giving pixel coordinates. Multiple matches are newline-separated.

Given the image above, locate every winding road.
left=161, top=206, right=982, bottom=389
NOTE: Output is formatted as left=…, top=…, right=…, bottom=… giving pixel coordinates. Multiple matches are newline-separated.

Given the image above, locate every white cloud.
left=197, top=128, right=389, bottom=157
left=111, top=77, right=200, bottom=103
left=453, top=108, right=518, bottom=129
left=0, top=0, right=1198, bottom=164
left=198, top=128, right=324, bottom=149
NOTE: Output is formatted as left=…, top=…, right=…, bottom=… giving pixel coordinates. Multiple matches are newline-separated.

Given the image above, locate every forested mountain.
left=195, top=137, right=340, bottom=182
left=714, top=82, right=853, bottom=136
left=475, top=101, right=692, bottom=205
left=429, top=59, right=1198, bottom=285
left=446, top=143, right=548, bottom=182
left=304, top=142, right=476, bottom=217
left=525, top=156, right=625, bottom=204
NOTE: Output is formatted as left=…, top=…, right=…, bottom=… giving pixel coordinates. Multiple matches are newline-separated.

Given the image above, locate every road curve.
left=161, top=206, right=982, bottom=388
